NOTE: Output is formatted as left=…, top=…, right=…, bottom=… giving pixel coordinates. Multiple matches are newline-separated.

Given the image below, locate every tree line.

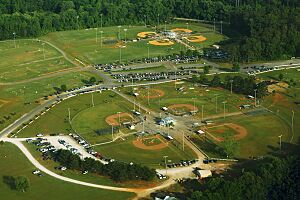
left=192, top=74, right=268, bottom=98
left=52, top=149, right=156, bottom=182
left=188, top=144, right=300, bottom=200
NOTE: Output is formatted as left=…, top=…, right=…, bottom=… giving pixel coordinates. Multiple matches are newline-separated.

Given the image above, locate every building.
left=195, top=169, right=212, bottom=179
left=159, top=117, right=175, bottom=126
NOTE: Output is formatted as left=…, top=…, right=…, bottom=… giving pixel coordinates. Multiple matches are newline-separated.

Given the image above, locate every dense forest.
left=0, top=0, right=299, bottom=61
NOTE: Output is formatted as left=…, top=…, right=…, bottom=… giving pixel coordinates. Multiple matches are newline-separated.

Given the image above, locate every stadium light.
left=124, top=29, right=128, bottom=42
left=230, top=80, right=233, bottom=94
left=163, top=156, right=168, bottom=175
left=13, top=32, right=16, bottom=48
left=95, top=28, right=98, bottom=43
left=222, top=101, right=227, bottom=119
left=100, top=31, right=103, bottom=47
left=278, top=134, right=283, bottom=151
left=42, top=43, right=45, bottom=60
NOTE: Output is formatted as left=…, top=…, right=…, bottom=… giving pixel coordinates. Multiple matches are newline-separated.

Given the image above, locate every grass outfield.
left=0, top=71, right=102, bottom=131
left=0, top=143, right=135, bottom=200
left=17, top=91, right=136, bottom=144
left=0, top=39, right=76, bottom=82
left=122, top=81, right=252, bottom=117
left=93, top=135, right=197, bottom=168
left=42, top=23, right=225, bottom=65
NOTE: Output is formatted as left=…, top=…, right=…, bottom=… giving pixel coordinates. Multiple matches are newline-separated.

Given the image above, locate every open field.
left=192, top=112, right=292, bottom=158
left=42, top=23, right=226, bottom=65
left=0, top=40, right=77, bottom=82
left=0, top=143, right=135, bottom=200
left=122, top=81, right=253, bottom=118
left=17, top=91, right=136, bottom=144
left=257, top=68, right=300, bottom=85
left=93, top=135, right=196, bottom=168
left=0, top=71, right=101, bottom=131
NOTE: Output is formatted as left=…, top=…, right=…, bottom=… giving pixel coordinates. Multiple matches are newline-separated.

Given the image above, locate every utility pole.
left=42, top=43, right=45, bottom=60
left=163, top=156, right=168, bottom=175
left=278, top=135, right=282, bottom=151
left=254, top=89, right=257, bottom=107
left=13, top=32, right=16, bottom=48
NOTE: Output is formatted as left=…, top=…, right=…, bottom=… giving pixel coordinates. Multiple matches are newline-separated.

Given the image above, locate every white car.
left=36, top=133, right=44, bottom=137
left=32, top=170, right=40, bottom=174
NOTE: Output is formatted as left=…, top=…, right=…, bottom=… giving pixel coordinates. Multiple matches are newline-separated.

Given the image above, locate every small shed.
left=196, top=169, right=212, bottom=179
left=197, top=130, right=205, bottom=134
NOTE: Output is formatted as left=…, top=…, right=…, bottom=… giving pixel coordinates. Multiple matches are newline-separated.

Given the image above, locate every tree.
left=89, top=76, right=96, bottom=84
left=210, top=75, right=221, bottom=87
left=14, top=176, right=30, bottom=192
left=278, top=73, right=284, bottom=81
left=232, top=63, right=240, bottom=72
left=60, top=84, right=67, bottom=92
left=203, top=65, right=211, bottom=74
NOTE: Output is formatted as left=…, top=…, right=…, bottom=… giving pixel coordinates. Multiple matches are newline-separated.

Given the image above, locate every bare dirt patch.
left=132, top=135, right=168, bottom=150
left=268, top=82, right=289, bottom=93
left=149, top=39, right=174, bottom=46
left=139, top=89, right=165, bottom=99
left=168, top=104, right=198, bottom=115
left=205, top=123, right=248, bottom=142
left=185, top=35, right=207, bottom=43
left=137, top=32, right=157, bottom=38
left=105, top=112, right=134, bottom=126
left=0, top=99, right=10, bottom=108
left=171, top=28, right=193, bottom=33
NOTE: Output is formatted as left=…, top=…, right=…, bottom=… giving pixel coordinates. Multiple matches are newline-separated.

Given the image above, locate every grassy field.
left=93, top=135, right=196, bottom=168
left=0, top=142, right=135, bottom=200
left=0, top=71, right=101, bottom=131
left=0, top=39, right=76, bottom=82
left=42, top=22, right=225, bottom=65
left=121, top=81, right=252, bottom=118
left=17, top=91, right=137, bottom=144
left=192, top=112, right=292, bottom=159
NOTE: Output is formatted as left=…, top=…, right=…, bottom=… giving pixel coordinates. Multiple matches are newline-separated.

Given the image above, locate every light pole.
left=147, top=86, right=150, bottom=106
left=220, top=20, right=223, bottom=34
left=215, top=95, right=218, bottom=113
left=147, top=43, right=150, bottom=59
left=13, top=32, right=16, bottom=48
left=42, top=43, right=45, bottom=60
left=100, top=31, right=103, bottom=47
left=213, top=18, right=216, bottom=32
left=164, top=21, right=167, bottom=32
left=96, top=28, right=98, bottom=43
left=230, top=80, right=233, bottom=94
left=68, top=108, right=71, bottom=123
left=186, top=22, right=189, bottom=30
left=291, top=110, right=294, bottom=135
left=117, top=112, right=121, bottom=133
left=163, top=156, right=168, bottom=175
left=100, top=13, right=103, bottom=28
left=111, top=125, right=114, bottom=140
left=182, top=131, right=185, bottom=151
left=193, top=98, right=196, bottom=113
left=278, top=134, right=282, bottom=151
left=144, top=15, right=147, bottom=27
left=91, top=92, right=95, bottom=107
left=76, top=16, right=79, bottom=30
left=223, top=101, right=227, bottom=119
left=119, top=46, right=122, bottom=63
left=118, top=25, right=121, bottom=40
left=254, top=89, right=257, bottom=107
left=124, top=29, right=128, bottom=43
left=157, top=14, right=160, bottom=28
left=201, top=105, right=204, bottom=121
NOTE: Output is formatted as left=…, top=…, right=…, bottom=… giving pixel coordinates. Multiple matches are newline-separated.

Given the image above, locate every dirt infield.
left=139, top=89, right=165, bottom=99
left=168, top=104, right=198, bottom=115
left=132, top=135, right=168, bottom=150
left=149, top=39, right=174, bottom=46
left=186, top=35, right=207, bottom=43
left=105, top=112, right=134, bottom=126
left=205, top=123, right=248, bottom=142
left=171, top=28, right=193, bottom=33
left=137, top=31, right=157, bottom=38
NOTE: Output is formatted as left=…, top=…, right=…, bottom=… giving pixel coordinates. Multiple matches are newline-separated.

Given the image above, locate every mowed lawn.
left=94, top=135, right=197, bottom=168
left=121, top=81, right=252, bottom=118
left=42, top=22, right=225, bottom=65
left=18, top=91, right=136, bottom=144
left=0, top=39, right=75, bottom=82
left=0, top=143, right=135, bottom=200
left=0, top=71, right=101, bottom=131
left=214, top=113, right=291, bottom=158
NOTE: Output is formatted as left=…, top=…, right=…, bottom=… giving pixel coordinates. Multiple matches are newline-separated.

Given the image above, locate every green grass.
left=121, top=81, right=252, bottom=118
left=93, top=135, right=196, bottom=168
left=0, top=39, right=76, bottom=82
left=257, top=68, right=300, bottom=85
left=17, top=91, right=136, bottom=144
left=42, top=23, right=225, bottom=65
left=0, top=71, right=102, bottom=131
left=0, top=142, right=135, bottom=200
